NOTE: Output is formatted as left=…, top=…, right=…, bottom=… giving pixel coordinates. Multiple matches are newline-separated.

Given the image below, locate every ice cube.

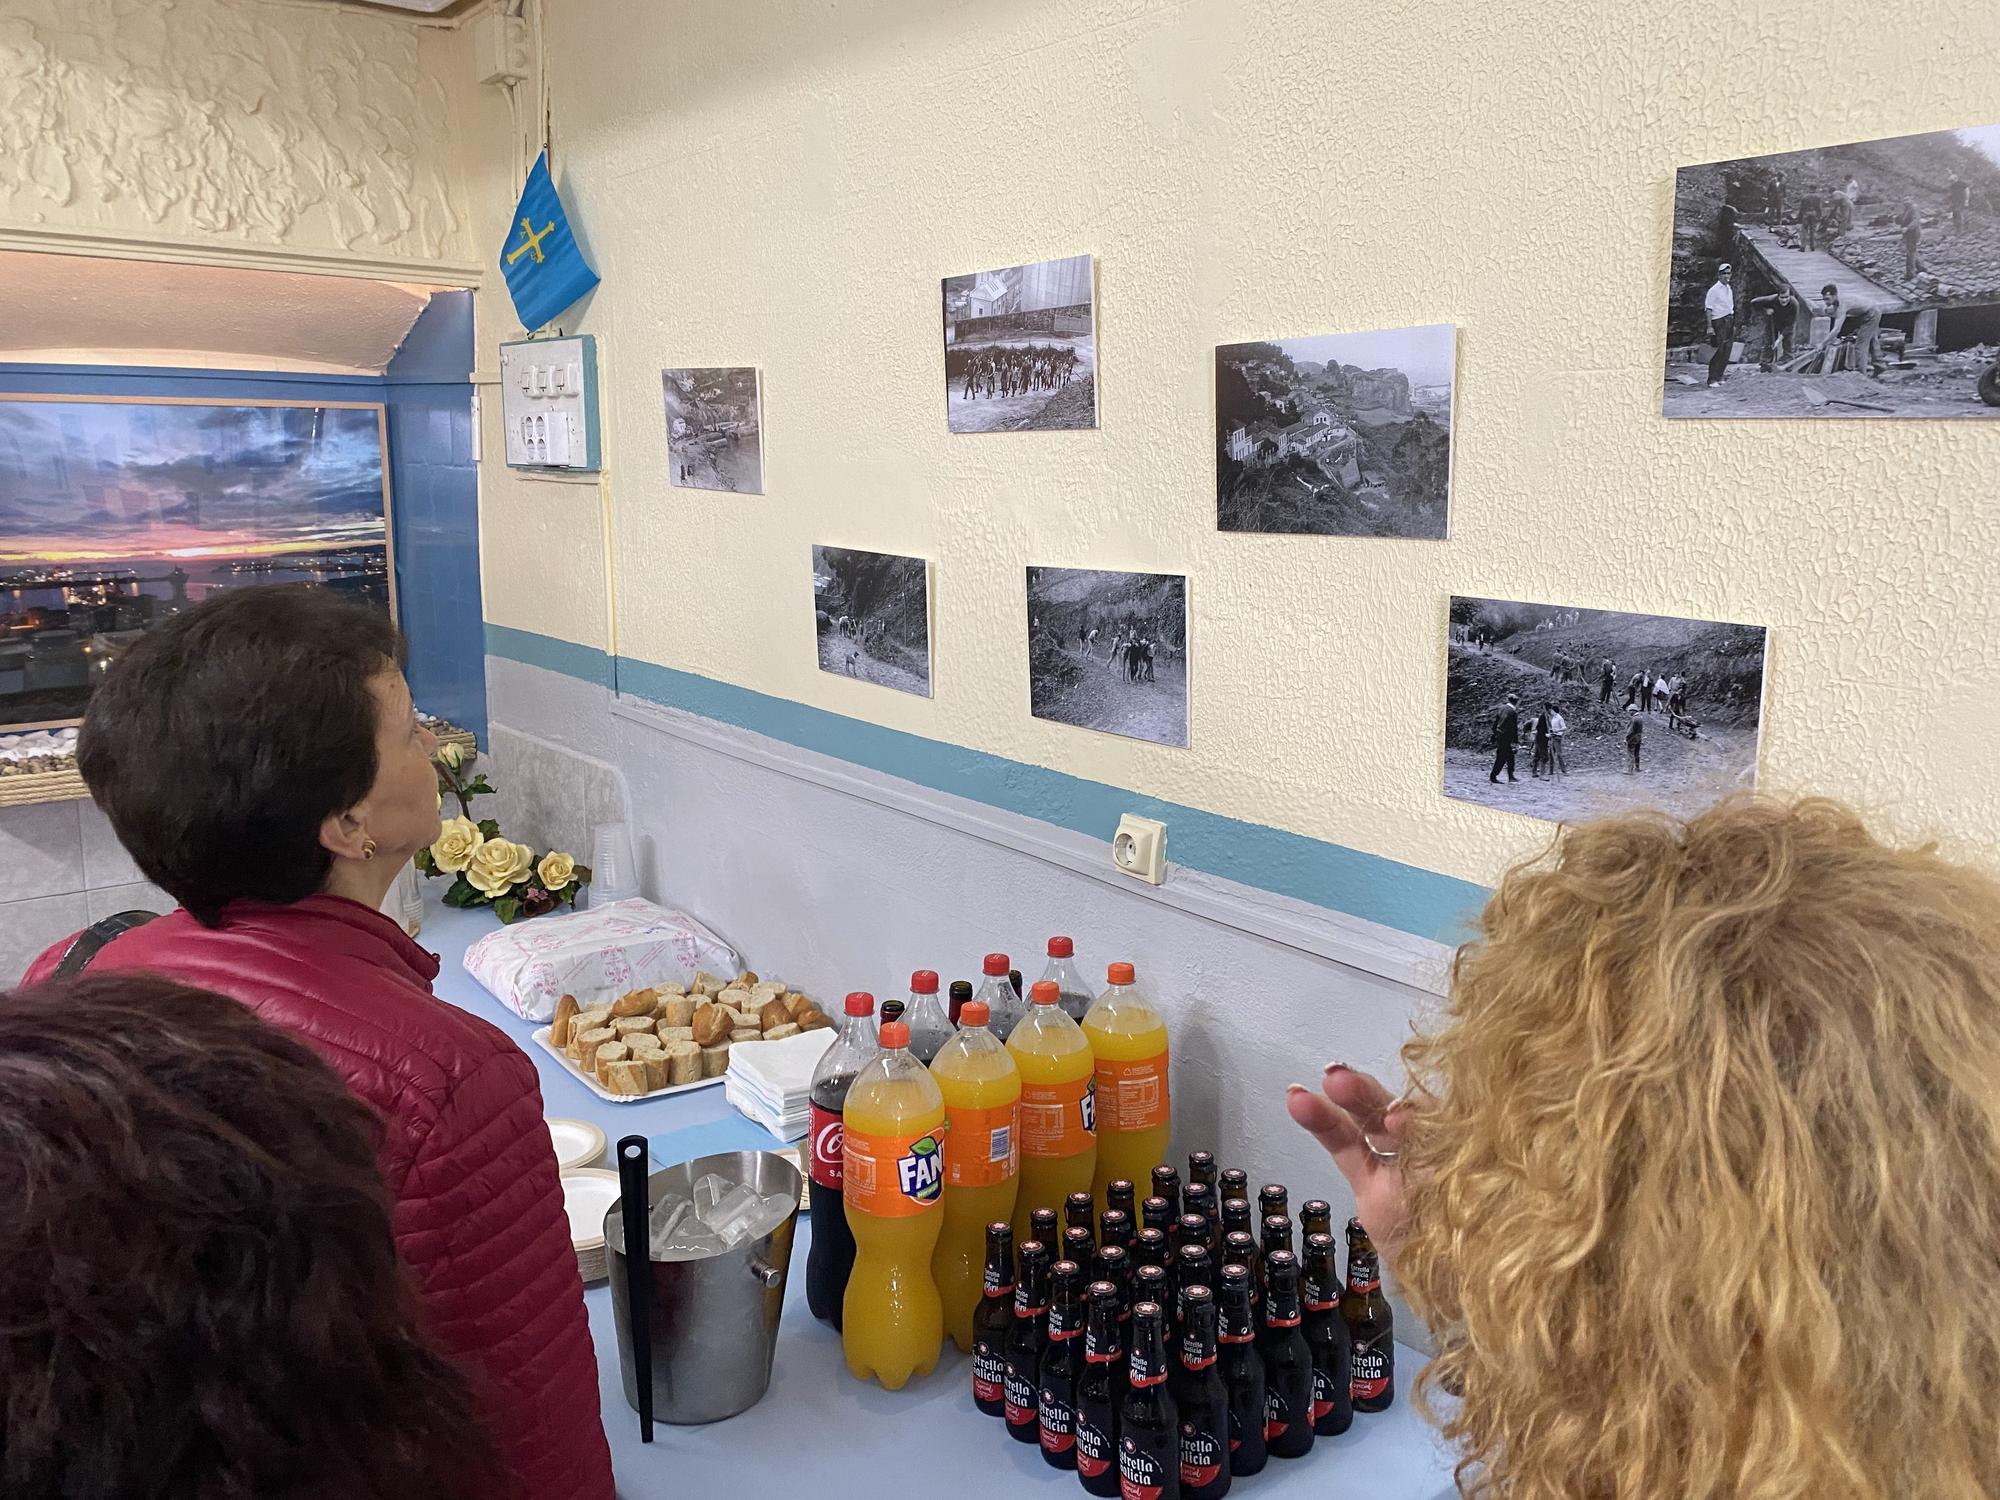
left=690, top=1174, right=733, bottom=1215
left=660, top=1223, right=727, bottom=1259
left=695, top=1181, right=761, bottom=1234
left=647, top=1199, right=692, bottom=1258
left=649, top=1191, right=691, bottom=1233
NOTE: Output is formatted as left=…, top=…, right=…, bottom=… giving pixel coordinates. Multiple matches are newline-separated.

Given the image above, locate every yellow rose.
left=430, top=817, right=484, bottom=873
left=466, top=837, right=535, bottom=897
left=437, top=741, right=467, bottom=770
left=537, top=851, right=577, bottom=890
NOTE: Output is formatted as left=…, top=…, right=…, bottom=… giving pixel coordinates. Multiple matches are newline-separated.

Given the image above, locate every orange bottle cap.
left=1107, top=962, right=1136, bottom=985
left=961, top=1000, right=990, bottom=1025
left=1031, top=979, right=1061, bottom=1005
left=880, top=1020, right=910, bottom=1048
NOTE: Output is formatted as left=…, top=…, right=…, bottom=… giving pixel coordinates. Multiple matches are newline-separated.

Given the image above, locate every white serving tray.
left=532, top=1025, right=729, bottom=1105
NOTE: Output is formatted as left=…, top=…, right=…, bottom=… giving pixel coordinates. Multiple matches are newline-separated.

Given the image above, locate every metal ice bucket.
left=605, top=1149, right=801, bottom=1425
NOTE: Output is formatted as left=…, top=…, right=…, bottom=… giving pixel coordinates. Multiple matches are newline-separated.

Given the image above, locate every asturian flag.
left=499, top=151, right=599, bottom=332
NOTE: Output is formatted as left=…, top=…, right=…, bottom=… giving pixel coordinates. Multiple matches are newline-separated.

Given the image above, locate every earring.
left=362, top=837, right=378, bottom=861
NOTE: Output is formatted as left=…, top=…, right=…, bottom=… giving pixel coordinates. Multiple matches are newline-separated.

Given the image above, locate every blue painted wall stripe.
left=485, top=623, right=1490, bottom=945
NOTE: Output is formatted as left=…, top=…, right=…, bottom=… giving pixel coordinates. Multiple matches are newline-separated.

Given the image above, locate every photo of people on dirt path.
left=1026, top=565, right=1187, bottom=748
left=664, top=366, right=764, bottom=492
left=1664, top=122, right=2000, bottom=418
left=942, top=254, right=1097, bottom=434
left=1444, top=596, right=1767, bottom=825
left=813, top=545, right=931, bottom=698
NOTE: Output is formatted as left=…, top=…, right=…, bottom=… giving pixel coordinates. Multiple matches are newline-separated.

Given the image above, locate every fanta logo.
left=1080, top=1080, right=1097, bottom=1134
left=897, top=1135, right=943, bottom=1201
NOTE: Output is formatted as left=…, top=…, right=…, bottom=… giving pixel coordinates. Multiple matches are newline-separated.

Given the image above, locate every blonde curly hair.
left=1396, top=797, right=2000, bottom=1500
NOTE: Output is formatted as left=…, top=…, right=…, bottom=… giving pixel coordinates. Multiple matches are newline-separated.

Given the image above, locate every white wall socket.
left=1112, top=813, right=1167, bottom=885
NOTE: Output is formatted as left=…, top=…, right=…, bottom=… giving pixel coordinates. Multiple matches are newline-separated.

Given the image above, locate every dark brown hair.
left=0, top=975, right=501, bottom=1500
left=77, top=586, right=406, bottom=925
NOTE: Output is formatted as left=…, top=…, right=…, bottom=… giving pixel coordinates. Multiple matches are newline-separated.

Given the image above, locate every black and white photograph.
left=1444, top=596, right=1767, bottom=826
left=1664, top=123, right=2000, bottom=417
left=812, top=545, right=932, bottom=698
left=942, top=253, right=1097, bottom=433
left=663, top=366, right=764, bottom=492
left=1216, top=325, right=1454, bottom=538
left=1026, top=566, right=1186, bottom=748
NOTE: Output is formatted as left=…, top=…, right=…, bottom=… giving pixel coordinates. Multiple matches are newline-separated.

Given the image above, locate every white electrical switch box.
left=1113, top=814, right=1168, bottom=885
left=499, top=334, right=602, bottom=472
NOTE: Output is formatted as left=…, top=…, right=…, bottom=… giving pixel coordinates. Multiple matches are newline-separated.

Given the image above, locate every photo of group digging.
left=663, top=366, right=765, bottom=492
left=1443, top=595, right=1768, bottom=825
left=811, top=544, right=932, bottom=698
left=941, top=254, right=1097, bottom=433
left=1215, top=323, right=1455, bottom=538
left=1026, top=565, right=1187, bottom=748
left=1664, top=121, right=2000, bottom=418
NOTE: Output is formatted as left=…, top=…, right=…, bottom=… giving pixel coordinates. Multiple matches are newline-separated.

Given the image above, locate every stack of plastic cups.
left=589, top=821, right=641, bottom=906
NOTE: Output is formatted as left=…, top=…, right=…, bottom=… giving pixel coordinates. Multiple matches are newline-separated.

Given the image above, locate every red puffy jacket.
left=27, top=895, right=615, bottom=1500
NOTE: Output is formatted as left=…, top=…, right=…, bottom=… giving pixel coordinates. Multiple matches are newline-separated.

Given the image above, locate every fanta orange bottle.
left=930, top=999, right=1022, bottom=1351
left=1008, top=979, right=1097, bottom=1246
left=842, top=1019, right=947, bottom=1388
left=1083, top=961, right=1171, bottom=1202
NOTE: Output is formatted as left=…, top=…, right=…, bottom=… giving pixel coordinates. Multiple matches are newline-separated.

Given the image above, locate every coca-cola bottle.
left=1118, top=1301, right=1180, bottom=1500
left=1037, top=1260, right=1085, bottom=1469
left=1171, top=1285, right=1230, bottom=1499
left=1003, top=1240, right=1051, bottom=1444
left=805, top=991, right=878, bottom=1326
left=1075, top=1279, right=1125, bottom=1497
left=1343, top=1217, right=1395, bottom=1413
left=971, top=1221, right=1015, bottom=1418
left=1216, top=1265, right=1266, bottom=1477
left=979, top=952, right=1026, bottom=1041
left=1107, top=1179, right=1138, bottom=1220
left=1040, top=935, right=1097, bottom=1024
left=1099, top=1207, right=1134, bottom=1253
left=1066, top=1191, right=1098, bottom=1247
left=1300, top=1199, right=1334, bottom=1241
left=1186, top=1150, right=1217, bottom=1192
left=1302, top=1231, right=1354, bottom=1435
left=1258, top=1250, right=1315, bottom=1460
left=902, top=968, right=954, bottom=1064
left=1151, top=1164, right=1182, bottom=1217
left=1134, top=1227, right=1170, bottom=1274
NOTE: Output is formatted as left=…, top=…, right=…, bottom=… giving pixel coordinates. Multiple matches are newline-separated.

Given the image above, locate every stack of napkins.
left=725, top=1029, right=836, bottom=1141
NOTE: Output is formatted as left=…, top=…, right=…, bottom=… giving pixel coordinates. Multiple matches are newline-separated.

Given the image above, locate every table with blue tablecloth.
left=421, top=895, right=1460, bottom=1500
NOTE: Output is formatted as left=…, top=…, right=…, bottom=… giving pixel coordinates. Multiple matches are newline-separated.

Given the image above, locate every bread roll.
left=612, top=1016, right=657, bottom=1036
left=736, top=970, right=760, bottom=986
left=763, top=1022, right=801, bottom=1041
left=692, top=971, right=726, bottom=996
left=550, top=994, right=580, bottom=1047
left=625, top=1032, right=664, bottom=1055
left=640, top=1051, right=671, bottom=1091
left=572, top=1025, right=616, bottom=1063
left=730, top=1026, right=761, bottom=1045
left=700, top=1042, right=732, bottom=1078
left=797, top=1011, right=832, bottom=1032
left=658, top=995, right=696, bottom=1027
left=656, top=979, right=687, bottom=995
left=603, top=1059, right=649, bottom=1096
left=590, top=1040, right=629, bottom=1078
left=576, top=1007, right=613, bottom=1039
left=611, top=989, right=657, bottom=1019
left=691, top=1005, right=733, bottom=1047
left=718, top=987, right=753, bottom=1012
left=784, top=993, right=816, bottom=1021
left=662, top=1039, right=702, bottom=1086
left=657, top=1026, right=695, bottom=1044
left=750, top=981, right=786, bottom=1000
left=757, top=998, right=793, bottom=1032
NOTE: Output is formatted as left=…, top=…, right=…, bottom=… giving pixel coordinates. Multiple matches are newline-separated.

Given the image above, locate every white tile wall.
left=0, top=800, right=83, bottom=903
left=0, top=799, right=169, bottom=984
left=0, top=891, right=89, bottom=984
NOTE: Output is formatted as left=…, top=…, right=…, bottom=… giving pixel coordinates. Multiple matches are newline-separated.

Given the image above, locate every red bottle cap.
left=961, top=1000, right=990, bottom=1025
left=1047, top=936, right=1074, bottom=958
left=1107, top=962, right=1136, bottom=986
left=844, top=991, right=875, bottom=1017
left=910, top=969, right=939, bottom=994
left=1031, top=979, right=1061, bottom=1006
left=880, top=1020, right=910, bottom=1048
left=983, top=952, right=1009, bottom=976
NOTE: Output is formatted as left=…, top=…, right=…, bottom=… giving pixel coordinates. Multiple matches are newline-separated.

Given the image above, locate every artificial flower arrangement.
left=413, top=741, right=591, bottom=924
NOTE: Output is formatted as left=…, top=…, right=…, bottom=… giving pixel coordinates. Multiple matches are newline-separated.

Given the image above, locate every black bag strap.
left=50, top=910, right=160, bottom=980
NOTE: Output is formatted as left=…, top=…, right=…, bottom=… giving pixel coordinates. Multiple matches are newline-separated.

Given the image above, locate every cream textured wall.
left=476, top=0, right=2000, bottom=890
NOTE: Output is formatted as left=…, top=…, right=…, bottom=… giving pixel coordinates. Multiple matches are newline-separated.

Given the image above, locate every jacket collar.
left=219, top=892, right=442, bottom=987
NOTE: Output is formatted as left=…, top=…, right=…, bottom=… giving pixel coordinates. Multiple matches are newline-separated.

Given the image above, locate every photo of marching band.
left=941, top=254, right=1097, bottom=433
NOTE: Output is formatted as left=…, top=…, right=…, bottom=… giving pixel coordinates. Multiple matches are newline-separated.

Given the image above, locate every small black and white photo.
left=1444, top=596, right=1768, bottom=826
left=663, top=366, right=764, bottom=492
left=1664, top=123, right=2000, bottom=417
left=942, top=254, right=1097, bottom=433
left=1026, top=566, right=1187, bottom=748
left=1216, top=324, right=1454, bottom=538
left=813, top=545, right=932, bottom=698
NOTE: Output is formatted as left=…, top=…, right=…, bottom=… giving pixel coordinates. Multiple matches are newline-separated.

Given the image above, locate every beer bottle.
left=1171, top=1284, right=1230, bottom=1499
left=1151, top=1164, right=1182, bottom=1217
left=1091, top=1242, right=1133, bottom=1386
left=1175, top=1212, right=1210, bottom=1256
left=1099, top=1206, right=1134, bottom=1253
left=1258, top=1249, right=1315, bottom=1460
left=1222, top=1230, right=1261, bottom=1314
left=1219, top=1196, right=1252, bottom=1240
left=1064, top=1225, right=1095, bottom=1268
left=1301, top=1231, right=1354, bottom=1435
left=970, top=1221, right=1015, bottom=1418
left=1134, top=1226, right=1170, bottom=1273
left=1173, top=1242, right=1213, bottom=1333
left=1031, top=1206, right=1059, bottom=1248
left=1182, top=1182, right=1219, bottom=1258
left=946, top=977, right=973, bottom=1026
left=1107, top=1178, right=1138, bottom=1220
left=1187, top=1150, right=1218, bottom=1191
left=1216, top=1264, right=1267, bottom=1477
left=1118, top=1302, right=1181, bottom=1500
left=1037, top=1260, right=1085, bottom=1470
left=1300, top=1199, right=1333, bottom=1241
left=1261, top=1213, right=1294, bottom=1263
left=1002, top=1240, right=1050, bottom=1444
left=1075, top=1280, right=1125, bottom=1497
left=1218, top=1167, right=1249, bottom=1205
left=1142, top=1195, right=1174, bottom=1236
left=1133, top=1263, right=1170, bottom=1331
left=1066, top=1191, right=1097, bottom=1246
left=1343, top=1216, right=1395, bottom=1413
left=1257, top=1183, right=1289, bottom=1226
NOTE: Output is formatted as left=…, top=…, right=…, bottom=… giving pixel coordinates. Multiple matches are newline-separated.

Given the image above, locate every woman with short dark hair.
left=24, top=587, right=612, bottom=1500
left=0, top=974, right=500, bottom=1500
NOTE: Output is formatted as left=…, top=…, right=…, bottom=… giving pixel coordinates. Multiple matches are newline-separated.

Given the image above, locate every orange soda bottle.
left=842, top=1019, right=947, bottom=1388
left=1082, top=962, right=1170, bottom=1202
left=1008, top=979, right=1097, bottom=1247
left=929, top=998, right=1022, bottom=1352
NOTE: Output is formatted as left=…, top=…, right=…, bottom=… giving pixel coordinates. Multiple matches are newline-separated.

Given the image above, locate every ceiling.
left=0, top=252, right=445, bottom=374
